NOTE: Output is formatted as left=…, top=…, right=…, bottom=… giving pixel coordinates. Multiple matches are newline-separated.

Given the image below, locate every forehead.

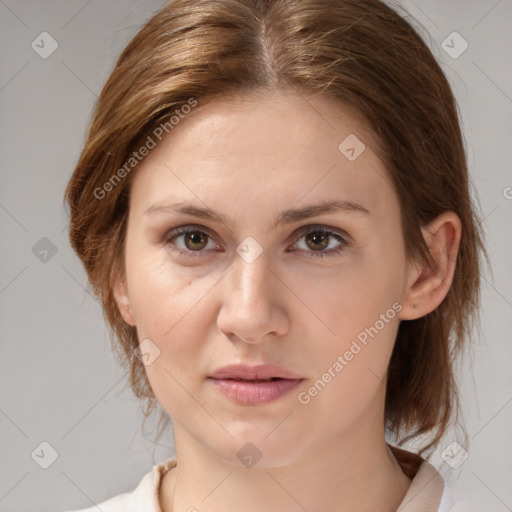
left=153, top=90, right=377, bottom=159
left=128, top=91, right=396, bottom=220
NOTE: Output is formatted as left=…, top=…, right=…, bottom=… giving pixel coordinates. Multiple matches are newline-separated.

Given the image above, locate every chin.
left=205, top=427, right=307, bottom=469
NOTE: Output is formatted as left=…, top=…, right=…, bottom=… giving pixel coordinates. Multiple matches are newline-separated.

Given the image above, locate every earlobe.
left=399, top=211, right=461, bottom=321
left=112, top=268, right=136, bottom=327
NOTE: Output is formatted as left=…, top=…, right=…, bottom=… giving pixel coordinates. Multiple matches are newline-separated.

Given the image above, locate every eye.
left=290, top=225, right=347, bottom=259
left=161, top=224, right=348, bottom=259
left=163, top=225, right=218, bottom=258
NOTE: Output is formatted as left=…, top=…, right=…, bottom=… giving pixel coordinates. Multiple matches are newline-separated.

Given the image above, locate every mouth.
left=209, top=363, right=304, bottom=381
left=218, top=377, right=287, bottom=382
left=208, top=367, right=305, bottom=405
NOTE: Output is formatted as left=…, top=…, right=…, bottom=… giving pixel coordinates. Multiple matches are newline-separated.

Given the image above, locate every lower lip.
left=209, top=378, right=304, bottom=405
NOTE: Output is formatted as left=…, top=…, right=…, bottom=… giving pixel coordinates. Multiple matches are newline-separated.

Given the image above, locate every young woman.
left=63, top=0, right=486, bottom=510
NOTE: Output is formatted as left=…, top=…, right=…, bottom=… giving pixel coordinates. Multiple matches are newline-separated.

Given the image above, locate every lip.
left=209, top=363, right=304, bottom=381
left=208, top=364, right=305, bottom=405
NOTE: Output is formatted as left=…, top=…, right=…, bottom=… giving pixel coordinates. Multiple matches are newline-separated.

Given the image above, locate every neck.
left=159, top=403, right=412, bottom=512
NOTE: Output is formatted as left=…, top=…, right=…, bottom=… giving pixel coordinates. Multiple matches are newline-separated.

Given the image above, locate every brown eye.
left=183, top=231, right=209, bottom=251
left=163, top=226, right=216, bottom=258
left=163, top=224, right=348, bottom=260
left=292, top=226, right=347, bottom=259
left=304, top=231, right=330, bottom=252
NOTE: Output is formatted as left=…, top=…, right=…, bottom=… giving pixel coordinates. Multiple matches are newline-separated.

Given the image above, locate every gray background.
left=0, top=1, right=511, bottom=511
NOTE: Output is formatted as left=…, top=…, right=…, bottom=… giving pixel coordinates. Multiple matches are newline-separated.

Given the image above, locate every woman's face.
left=114, top=90, right=419, bottom=466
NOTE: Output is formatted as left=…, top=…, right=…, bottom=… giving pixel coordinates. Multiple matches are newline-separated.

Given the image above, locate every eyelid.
left=290, top=224, right=351, bottom=244
left=163, top=223, right=350, bottom=242
left=164, top=224, right=221, bottom=249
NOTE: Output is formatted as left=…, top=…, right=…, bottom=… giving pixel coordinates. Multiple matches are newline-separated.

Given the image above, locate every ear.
left=399, top=211, right=461, bottom=320
left=112, top=267, right=136, bottom=327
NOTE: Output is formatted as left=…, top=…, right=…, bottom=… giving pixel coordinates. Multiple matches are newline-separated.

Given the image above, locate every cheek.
left=124, top=244, right=218, bottom=372
left=299, top=251, right=400, bottom=340
left=294, top=306, right=399, bottom=448
left=126, top=243, right=205, bottom=335
left=126, top=255, right=214, bottom=418
left=296, top=241, right=404, bottom=390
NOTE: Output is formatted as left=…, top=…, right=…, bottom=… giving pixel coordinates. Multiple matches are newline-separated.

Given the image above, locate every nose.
left=217, top=251, right=288, bottom=345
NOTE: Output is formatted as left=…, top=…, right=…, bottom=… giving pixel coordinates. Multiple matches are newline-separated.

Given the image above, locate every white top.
left=62, top=445, right=466, bottom=512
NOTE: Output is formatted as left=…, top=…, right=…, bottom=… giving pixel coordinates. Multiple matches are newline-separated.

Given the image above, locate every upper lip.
left=209, top=363, right=304, bottom=381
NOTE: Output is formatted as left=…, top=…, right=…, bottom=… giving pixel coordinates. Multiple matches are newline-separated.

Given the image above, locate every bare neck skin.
left=159, top=388, right=412, bottom=512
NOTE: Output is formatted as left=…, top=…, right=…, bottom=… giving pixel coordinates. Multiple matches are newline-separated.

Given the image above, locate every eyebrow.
left=145, top=199, right=369, bottom=228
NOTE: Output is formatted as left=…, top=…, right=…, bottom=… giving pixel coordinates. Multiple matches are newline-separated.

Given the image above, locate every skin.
left=113, top=90, right=461, bottom=512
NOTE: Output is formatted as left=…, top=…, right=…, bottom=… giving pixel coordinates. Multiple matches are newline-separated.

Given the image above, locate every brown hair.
left=63, top=0, right=488, bottom=459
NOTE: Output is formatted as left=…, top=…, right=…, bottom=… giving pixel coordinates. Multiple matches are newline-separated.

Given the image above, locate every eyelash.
left=160, top=224, right=349, bottom=260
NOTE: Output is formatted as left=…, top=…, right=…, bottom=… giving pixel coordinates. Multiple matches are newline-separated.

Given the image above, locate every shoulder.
left=438, top=481, right=483, bottom=512
left=389, top=444, right=446, bottom=510
left=60, top=457, right=177, bottom=512
left=438, top=482, right=458, bottom=512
